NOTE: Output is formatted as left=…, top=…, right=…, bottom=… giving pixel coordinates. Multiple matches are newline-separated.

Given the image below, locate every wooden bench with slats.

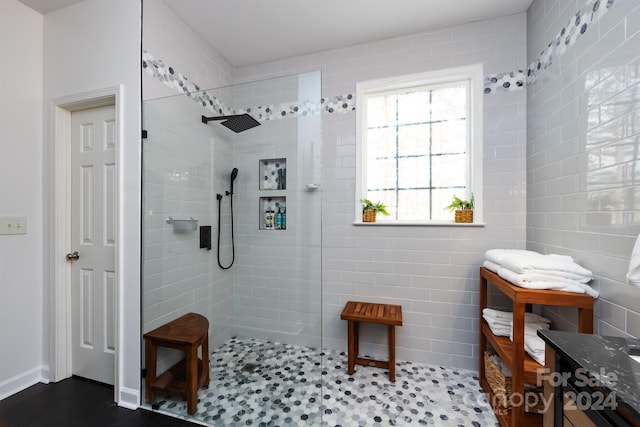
left=340, top=301, right=403, bottom=381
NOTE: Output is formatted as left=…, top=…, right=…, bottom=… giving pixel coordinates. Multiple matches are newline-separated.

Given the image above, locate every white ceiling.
left=18, top=0, right=83, bottom=15
left=19, top=0, right=533, bottom=67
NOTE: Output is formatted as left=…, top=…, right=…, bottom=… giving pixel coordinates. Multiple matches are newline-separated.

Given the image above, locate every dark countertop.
left=538, top=330, right=640, bottom=422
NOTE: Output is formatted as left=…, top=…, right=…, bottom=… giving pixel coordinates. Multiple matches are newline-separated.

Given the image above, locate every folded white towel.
left=484, top=249, right=535, bottom=266
left=510, top=321, right=550, bottom=341
left=483, top=313, right=509, bottom=326
left=482, top=308, right=513, bottom=322
left=509, top=322, right=548, bottom=365
left=525, top=337, right=546, bottom=365
left=483, top=316, right=511, bottom=337
left=483, top=308, right=551, bottom=326
left=505, top=270, right=594, bottom=290
left=483, top=309, right=553, bottom=348
left=498, top=251, right=592, bottom=277
left=627, top=233, right=640, bottom=287
left=482, top=260, right=501, bottom=273
left=498, top=267, right=599, bottom=298
left=519, top=269, right=592, bottom=283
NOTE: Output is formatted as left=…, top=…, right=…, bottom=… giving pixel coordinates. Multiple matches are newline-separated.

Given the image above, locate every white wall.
left=42, top=0, right=141, bottom=407
left=0, top=0, right=44, bottom=400
left=235, top=14, right=528, bottom=370
left=142, top=0, right=233, bottom=100
left=527, top=0, right=640, bottom=338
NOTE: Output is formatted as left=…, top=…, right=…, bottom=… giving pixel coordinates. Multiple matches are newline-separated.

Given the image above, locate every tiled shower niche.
left=259, top=158, right=286, bottom=190
left=259, top=158, right=287, bottom=230
left=259, top=197, right=286, bottom=230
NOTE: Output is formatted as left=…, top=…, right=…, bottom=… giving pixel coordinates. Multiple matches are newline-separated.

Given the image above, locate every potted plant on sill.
left=361, top=199, right=390, bottom=223
left=445, top=194, right=474, bottom=223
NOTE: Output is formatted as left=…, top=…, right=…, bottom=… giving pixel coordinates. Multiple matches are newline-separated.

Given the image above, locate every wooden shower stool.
left=340, top=301, right=403, bottom=381
left=144, top=313, right=209, bottom=415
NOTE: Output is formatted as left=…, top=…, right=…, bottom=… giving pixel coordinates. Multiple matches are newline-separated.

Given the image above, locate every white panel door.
left=70, top=105, right=116, bottom=385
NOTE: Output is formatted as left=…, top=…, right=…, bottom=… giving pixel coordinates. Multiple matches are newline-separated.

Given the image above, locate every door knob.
left=66, top=251, right=80, bottom=261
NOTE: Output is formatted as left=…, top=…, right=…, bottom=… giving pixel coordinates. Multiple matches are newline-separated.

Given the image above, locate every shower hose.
left=216, top=192, right=235, bottom=269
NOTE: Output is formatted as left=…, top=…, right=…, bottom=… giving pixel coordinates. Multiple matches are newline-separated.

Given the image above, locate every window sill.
left=352, top=220, right=485, bottom=227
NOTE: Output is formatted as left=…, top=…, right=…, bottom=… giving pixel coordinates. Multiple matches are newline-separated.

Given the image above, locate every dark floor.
left=0, top=377, right=194, bottom=427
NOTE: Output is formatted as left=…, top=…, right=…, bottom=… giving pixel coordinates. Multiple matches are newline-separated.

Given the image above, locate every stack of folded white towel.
left=483, top=249, right=598, bottom=298
left=483, top=308, right=551, bottom=365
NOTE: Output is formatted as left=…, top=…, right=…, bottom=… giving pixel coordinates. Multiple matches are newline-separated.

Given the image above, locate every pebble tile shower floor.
left=146, top=337, right=498, bottom=426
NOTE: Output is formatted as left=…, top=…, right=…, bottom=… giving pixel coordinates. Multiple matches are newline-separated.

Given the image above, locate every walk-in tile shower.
left=142, top=71, right=323, bottom=424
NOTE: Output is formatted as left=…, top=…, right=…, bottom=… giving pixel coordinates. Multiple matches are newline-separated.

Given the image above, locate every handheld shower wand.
left=226, top=167, right=239, bottom=196
left=218, top=167, right=239, bottom=269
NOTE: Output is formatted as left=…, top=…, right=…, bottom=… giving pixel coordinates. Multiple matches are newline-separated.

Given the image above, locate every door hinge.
left=142, top=130, right=148, bottom=139
left=141, top=368, right=147, bottom=378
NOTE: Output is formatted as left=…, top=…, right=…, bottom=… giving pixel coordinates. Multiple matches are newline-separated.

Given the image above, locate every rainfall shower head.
left=201, top=113, right=261, bottom=133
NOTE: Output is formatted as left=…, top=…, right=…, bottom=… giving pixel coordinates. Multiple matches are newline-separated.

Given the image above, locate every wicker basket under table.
left=483, top=352, right=544, bottom=414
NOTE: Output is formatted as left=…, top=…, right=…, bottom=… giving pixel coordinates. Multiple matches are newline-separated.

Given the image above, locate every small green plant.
left=360, top=199, right=390, bottom=216
left=445, top=194, right=474, bottom=211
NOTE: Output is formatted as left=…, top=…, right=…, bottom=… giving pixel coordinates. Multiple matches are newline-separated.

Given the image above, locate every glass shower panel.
left=141, top=71, right=322, bottom=425
left=142, top=93, right=234, bottom=349
left=231, top=72, right=322, bottom=348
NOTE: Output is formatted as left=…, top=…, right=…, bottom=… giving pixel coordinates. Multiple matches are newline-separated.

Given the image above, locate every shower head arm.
left=201, top=114, right=261, bottom=133
left=202, top=115, right=235, bottom=124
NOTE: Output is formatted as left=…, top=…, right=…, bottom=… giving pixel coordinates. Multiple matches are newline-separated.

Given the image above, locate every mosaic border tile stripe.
left=322, top=94, right=356, bottom=113
left=235, top=99, right=321, bottom=122
left=143, top=51, right=233, bottom=115
left=143, top=0, right=617, bottom=109
left=143, top=51, right=322, bottom=121
left=483, top=70, right=526, bottom=94
left=526, top=0, right=616, bottom=84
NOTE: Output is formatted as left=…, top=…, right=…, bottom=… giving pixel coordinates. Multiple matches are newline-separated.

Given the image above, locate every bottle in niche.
left=281, top=207, right=286, bottom=229
left=275, top=207, right=283, bottom=229
left=265, top=209, right=275, bottom=229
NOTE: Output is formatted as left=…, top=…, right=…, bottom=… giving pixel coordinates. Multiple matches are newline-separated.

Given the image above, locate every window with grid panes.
left=356, top=66, right=483, bottom=223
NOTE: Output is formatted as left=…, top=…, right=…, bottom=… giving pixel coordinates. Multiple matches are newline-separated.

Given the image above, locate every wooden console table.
left=479, top=267, right=594, bottom=427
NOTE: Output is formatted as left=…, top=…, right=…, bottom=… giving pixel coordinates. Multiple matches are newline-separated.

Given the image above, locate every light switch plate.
left=0, top=216, right=27, bottom=235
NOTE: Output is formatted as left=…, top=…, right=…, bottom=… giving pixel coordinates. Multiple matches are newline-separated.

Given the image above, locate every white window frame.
left=355, top=64, right=484, bottom=225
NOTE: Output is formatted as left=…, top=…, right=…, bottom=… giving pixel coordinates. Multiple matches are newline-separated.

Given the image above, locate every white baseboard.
left=0, top=366, right=46, bottom=401
left=117, top=386, right=139, bottom=410
left=39, top=365, right=50, bottom=384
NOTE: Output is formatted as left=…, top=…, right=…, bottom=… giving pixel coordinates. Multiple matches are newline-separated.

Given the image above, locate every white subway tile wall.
left=228, top=73, right=322, bottom=347
left=234, top=14, right=528, bottom=370
left=527, top=0, right=640, bottom=337
left=142, top=94, right=235, bottom=354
